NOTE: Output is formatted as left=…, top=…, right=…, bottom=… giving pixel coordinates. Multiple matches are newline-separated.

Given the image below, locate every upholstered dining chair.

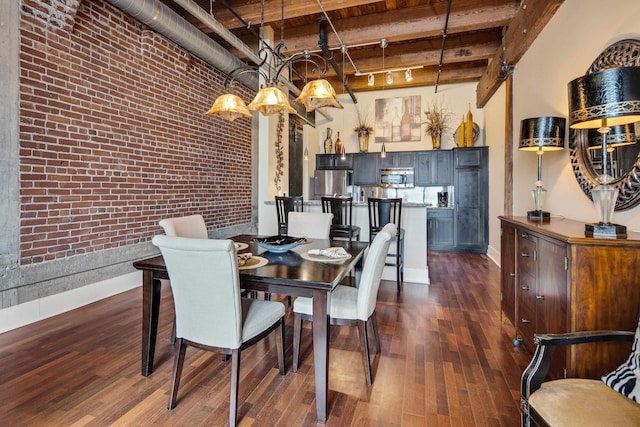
left=158, top=214, right=208, bottom=239
left=275, top=195, right=304, bottom=235
left=367, top=197, right=404, bottom=292
left=292, top=223, right=396, bottom=386
left=321, top=196, right=361, bottom=241
left=151, top=235, right=286, bottom=427
left=287, top=211, right=333, bottom=240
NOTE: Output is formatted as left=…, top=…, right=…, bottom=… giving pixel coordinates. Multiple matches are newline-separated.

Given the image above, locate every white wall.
left=511, top=0, right=640, bottom=229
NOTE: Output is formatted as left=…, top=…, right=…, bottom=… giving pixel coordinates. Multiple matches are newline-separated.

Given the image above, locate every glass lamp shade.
left=568, top=66, right=640, bottom=130
left=294, top=79, right=343, bottom=112
left=248, top=85, right=296, bottom=116
left=205, top=94, right=253, bottom=121
left=519, top=116, right=566, bottom=151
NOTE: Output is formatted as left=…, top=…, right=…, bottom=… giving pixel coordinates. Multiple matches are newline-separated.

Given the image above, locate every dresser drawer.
left=518, top=301, right=536, bottom=348
left=517, top=232, right=536, bottom=276
left=517, top=274, right=536, bottom=313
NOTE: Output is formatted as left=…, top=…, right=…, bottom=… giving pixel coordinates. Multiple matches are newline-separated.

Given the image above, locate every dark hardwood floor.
left=0, top=252, right=531, bottom=426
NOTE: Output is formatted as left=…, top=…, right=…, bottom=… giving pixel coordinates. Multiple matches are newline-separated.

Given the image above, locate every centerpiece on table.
left=353, top=106, right=374, bottom=152
left=422, top=100, right=452, bottom=149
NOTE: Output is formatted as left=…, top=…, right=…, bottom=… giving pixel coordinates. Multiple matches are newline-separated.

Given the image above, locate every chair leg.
left=396, top=238, right=403, bottom=292
left=370, top=312, right=381, bottom=354
left=168, top=338, right=187, bottom=410
left=229, top=349, right=240, bottom=427
left=276, top=318, right=285, bottom=375
left=170, top=315, right=176, bottom=345
left=358, top=320, right=373, bottom=386
left=292, top=313, right=303, bottom=372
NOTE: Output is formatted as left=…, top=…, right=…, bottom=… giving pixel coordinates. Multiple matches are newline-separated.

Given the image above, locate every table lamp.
left=568, top=66, right=640, bottom=238
left=519, top=116, right=566, bottom=220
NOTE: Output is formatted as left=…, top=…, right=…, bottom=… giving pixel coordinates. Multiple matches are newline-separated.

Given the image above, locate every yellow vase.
left=465, top=104, right=474, bottom=147
left=458, top=115, right=466, bottom=147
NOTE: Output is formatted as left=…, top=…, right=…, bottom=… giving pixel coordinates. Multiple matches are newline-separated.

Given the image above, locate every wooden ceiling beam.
left=475, top=0, right=565, bottom=107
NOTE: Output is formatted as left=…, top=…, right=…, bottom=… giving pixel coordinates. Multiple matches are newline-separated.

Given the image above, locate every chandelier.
left=206, top=0, right=343, bottom=121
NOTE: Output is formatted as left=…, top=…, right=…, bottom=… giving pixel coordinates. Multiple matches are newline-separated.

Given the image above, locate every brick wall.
left=18, top=0, right=254, bottom=265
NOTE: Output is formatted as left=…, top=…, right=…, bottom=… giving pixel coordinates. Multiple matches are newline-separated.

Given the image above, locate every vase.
left=431, top=133, right=441, bottom=149
left=324, top=128, right=333, bottom=154
left=465, top=104, right=474, bottom=147
left=335, top=131, right=343, bottom=155
left=358, top=131, right=369, bottom=152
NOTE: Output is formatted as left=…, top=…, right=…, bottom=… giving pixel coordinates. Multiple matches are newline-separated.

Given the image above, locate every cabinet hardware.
left=521, top=285, right=529, bottom=291
left=521, top=232, right=529, bottom=238
left=565, top=256, right=568, bottom=271
left=521, top=252, right=529, bottom=257
left=536, top=295, right=545, bottom=300
left=521, top=318, right=531, bottom=323
left=510, top=272, right=516, bottom=277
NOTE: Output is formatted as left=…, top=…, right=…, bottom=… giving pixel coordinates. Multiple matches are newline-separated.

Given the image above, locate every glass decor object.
left=518, top=116, right=566, bottom=221
left=335, top=131, right=342, bottom=156
left=568, top=66, right=640, bottom=238
left=324, top=128, right=333, bottom=154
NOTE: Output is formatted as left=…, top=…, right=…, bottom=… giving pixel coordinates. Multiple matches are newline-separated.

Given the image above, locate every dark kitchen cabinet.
left=380, top=152, right=415, bottom=169
left=426, top=208, right=454, bottom=251
left=352, top=153, right=380, bottom=185
left=316, top=154, right=353, bottom=170
left=415, top=151, right=452, bottom=185
left=453, top=147, right=488, bottom=253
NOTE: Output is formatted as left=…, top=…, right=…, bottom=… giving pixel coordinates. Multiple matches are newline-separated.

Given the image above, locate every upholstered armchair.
left=521, top=326, right=640, bottom=426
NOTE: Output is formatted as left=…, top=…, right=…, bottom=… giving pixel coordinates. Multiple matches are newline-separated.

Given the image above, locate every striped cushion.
left=602, top=318, right=640, bottom=402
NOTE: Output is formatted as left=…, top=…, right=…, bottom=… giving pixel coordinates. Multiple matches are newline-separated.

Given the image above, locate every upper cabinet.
left=316, top=154, right=353, bottom=170
left=380, top=152, right=415, bottom=169
left=415, top=151, right=452, bottom=186
left=352, top=153, right=380, bottom=185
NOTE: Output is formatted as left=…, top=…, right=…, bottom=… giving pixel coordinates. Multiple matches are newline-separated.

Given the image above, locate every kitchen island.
left=261, top=200, right=429, bottom=284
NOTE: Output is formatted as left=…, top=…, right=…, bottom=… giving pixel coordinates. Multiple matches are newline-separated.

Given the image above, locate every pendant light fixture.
left=380, top=38, right=388, bottom=158
left=205, top=0, right=341, bottom=121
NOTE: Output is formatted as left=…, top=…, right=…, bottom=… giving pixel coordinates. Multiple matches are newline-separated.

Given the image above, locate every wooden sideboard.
left=499, top=216, right=640, bottom=380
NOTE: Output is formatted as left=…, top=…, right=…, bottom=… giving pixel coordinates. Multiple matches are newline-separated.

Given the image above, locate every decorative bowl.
left=251, top=236, right=306, bottom=253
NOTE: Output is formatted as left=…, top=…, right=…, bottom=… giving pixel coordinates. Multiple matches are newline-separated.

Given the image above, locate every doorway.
left=288, top=117, right=304, bottom=197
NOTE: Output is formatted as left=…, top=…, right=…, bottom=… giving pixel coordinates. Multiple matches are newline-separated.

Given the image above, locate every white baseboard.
left=382, top=266, right=429, bottom=285
left=0, top=272, right=141, bottom=334
left=486, top=244, right=500, bottom=268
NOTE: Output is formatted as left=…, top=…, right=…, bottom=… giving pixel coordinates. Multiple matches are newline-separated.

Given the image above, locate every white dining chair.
left=287, top=211, right=333, bottom=240
left=158, top=214, right=208, bottom=239
left=292, top=223, right=396, bottom=386
left=152, top=235, right=285, bottom=427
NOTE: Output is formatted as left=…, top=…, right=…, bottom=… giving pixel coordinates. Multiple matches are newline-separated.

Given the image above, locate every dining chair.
left=321, top=196, right=361, bottom=241
left=367, top=197, right=404, bottom=292
left=158, top=214, right=208, bottom=239
left=287, top=211, right=333, bottom=240
left=292, top=223, right=396, bottom=386
left=151, top=235, right=286, bottom=427
left=275, top=195, right=304, bottom=235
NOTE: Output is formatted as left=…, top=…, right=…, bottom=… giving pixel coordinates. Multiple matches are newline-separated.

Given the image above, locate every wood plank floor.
left=0, top=252, right=532, bottom=426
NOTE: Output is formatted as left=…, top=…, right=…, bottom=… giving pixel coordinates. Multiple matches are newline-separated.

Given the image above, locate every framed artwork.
left=374, top=95, right=422, bottom=143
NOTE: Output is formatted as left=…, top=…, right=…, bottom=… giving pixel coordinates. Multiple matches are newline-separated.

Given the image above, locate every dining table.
left=132, top=234, right=368, bottom=422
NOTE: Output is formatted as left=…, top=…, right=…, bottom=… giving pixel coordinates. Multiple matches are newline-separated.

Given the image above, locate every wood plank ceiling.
left=157, top=0, right=564, bottom=107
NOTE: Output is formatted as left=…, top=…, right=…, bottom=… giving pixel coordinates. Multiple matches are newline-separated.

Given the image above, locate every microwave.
left=380, top=168, right=415, bottom=188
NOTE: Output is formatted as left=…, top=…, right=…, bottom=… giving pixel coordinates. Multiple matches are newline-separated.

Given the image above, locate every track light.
left=368, top=73, right=374, bottom=86
left=340, top=145, right=346, bottom=160
left=380, top=142, right=386, bottom=158
left=386, top=71, right=393, bottom=85
left=405, top=69, right=413, bottom=82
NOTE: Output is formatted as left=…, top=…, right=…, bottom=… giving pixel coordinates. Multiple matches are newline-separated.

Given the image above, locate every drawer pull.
left=521, top=252, right=529, bottom=257
left=536, top=295, right=545, bottom=300
left=521, top=232, right=529, bottom=239
left=521, top=318, right=531, bottom=324
left=510, top=272, right=516, bottom=277
left=521, top=286, right=530, bottom=291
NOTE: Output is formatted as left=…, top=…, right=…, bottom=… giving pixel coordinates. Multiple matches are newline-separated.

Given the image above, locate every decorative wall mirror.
left=569, top=39, right=640, bottom=210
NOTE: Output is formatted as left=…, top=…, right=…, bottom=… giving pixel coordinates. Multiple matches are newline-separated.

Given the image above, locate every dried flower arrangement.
left=353, top=106, right=374, bottom=134
left=274, top=112, right=285, bottom=193
left=422, top=100, right=453, bottom=137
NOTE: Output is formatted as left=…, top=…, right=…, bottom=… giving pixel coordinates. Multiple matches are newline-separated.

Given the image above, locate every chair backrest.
left=152, top=235, right=243, bottom=349
left=321, top=196, right=354, bottom=230
left=367, top=198, right=402, bottom=240
left=357, top=223, right=396, bottom=320
left=275, top=196, right=304, bottom=235
left=159, top=214, right=208, bottom=239
left=287, top=212, right=333, bottom=239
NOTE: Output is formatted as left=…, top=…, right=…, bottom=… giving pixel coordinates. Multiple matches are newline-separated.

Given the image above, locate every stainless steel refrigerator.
left=313, top=170, right=352, bottom=198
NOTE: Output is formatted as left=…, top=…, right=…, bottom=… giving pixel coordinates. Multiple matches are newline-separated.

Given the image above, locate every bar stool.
left=321, top=196, right=361, bottom=241
left=275, top=195, right=303, bottom=235
left=367, top=197, right=404, bottom=292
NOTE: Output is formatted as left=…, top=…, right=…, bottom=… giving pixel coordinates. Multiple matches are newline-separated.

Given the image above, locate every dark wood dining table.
left=132, top=234, right=368, bottom=422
